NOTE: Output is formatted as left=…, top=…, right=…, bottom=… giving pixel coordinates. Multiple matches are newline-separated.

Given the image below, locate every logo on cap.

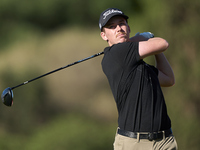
left=103, top=9, right=123, bottom=19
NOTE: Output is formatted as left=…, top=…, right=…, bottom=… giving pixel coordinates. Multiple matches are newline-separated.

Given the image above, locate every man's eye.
left=109, top=25, right=115, bottom=29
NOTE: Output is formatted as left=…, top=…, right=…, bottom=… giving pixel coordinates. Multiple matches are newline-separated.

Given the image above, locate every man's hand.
left=135, top=32, right=154, bottom=39
left=129, top=32, right=154, bottom=42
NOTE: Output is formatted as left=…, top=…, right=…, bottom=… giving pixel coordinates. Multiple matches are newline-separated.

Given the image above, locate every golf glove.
left=135, top=32, right=154, bottom=39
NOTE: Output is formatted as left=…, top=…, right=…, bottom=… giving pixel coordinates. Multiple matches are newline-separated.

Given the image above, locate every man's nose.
left=116, top=24, right=122, bottom=30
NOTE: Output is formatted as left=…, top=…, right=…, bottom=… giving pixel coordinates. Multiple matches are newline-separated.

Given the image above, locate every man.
left=99, top=8, right=178, bottom=150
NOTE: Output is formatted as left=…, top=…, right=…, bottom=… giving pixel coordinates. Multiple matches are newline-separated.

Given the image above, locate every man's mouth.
left=116, top=32, right=127, bottom=38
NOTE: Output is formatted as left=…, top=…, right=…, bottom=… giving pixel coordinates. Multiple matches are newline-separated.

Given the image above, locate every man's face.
left=100, top=16, right=130, bottom=46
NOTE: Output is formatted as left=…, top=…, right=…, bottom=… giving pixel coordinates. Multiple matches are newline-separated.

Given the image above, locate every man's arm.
left=155, top=53, right=175, bottom=87
left=130, top=32, right=175, bottom=86
left=130, top=32, right=168, bottom=59
left=138, top=37, right=169, bottom=59
left=138, top=38, right=175, bottom=86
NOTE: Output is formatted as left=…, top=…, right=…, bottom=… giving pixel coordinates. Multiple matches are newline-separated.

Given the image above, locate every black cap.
left=99, top=8, right=129, bottom=31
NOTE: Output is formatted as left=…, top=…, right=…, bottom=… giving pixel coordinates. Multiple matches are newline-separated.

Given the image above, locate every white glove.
left=135, top=32, right=154, bottom=39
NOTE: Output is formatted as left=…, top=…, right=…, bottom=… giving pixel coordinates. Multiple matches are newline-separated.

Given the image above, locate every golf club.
left=1, top=52, right=104, bottom=107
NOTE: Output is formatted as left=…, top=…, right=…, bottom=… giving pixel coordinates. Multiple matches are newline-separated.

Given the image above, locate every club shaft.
left=11, top=52, right=104, bottom=90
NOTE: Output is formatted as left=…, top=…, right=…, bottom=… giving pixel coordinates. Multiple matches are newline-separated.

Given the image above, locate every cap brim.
left=101, top=14, right=129, bottom=30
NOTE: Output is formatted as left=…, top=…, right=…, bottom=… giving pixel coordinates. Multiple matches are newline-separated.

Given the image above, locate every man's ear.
left=100, top=31, right=108, bottom=41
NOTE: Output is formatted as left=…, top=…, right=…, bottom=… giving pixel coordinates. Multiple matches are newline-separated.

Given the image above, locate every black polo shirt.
left=101, top=42, right=171, bottom=132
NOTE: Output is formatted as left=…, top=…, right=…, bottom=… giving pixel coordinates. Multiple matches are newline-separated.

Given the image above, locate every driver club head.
left=1, top=87, right=14, bottom=107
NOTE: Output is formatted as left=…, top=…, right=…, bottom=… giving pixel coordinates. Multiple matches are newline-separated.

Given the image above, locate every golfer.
left=99, top=8, right=178, bottom=150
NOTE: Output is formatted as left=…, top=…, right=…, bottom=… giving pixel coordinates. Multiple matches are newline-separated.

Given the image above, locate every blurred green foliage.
left=0, top=0, right=200, bottom=150
left=0, top=0, right=141, bottom=48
